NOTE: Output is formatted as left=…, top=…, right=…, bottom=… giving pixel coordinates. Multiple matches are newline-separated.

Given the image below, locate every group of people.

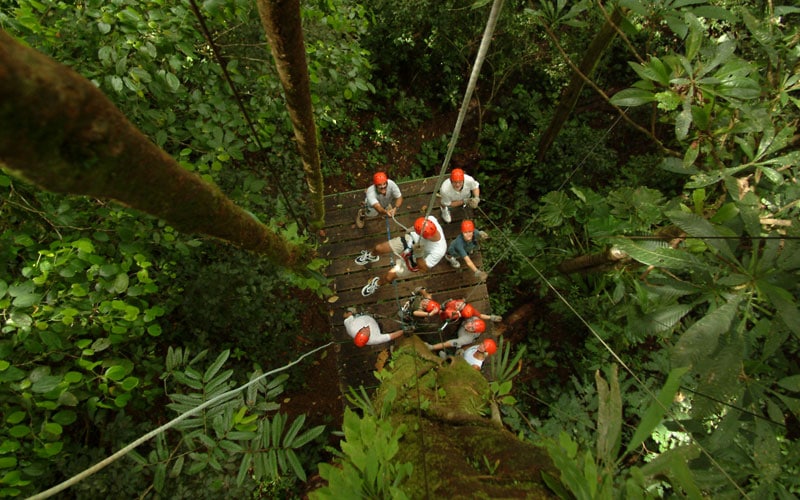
left=354, top=169, right=489, bottom=297
left=345, top=167, right=500, bottom=370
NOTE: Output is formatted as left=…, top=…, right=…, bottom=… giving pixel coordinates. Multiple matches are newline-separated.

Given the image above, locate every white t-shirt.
left=344, top=314, right=393, bottom=346
left=408, top=216, right=447, bottom=268
left=365, top=180, right=402, bottom=210
left=439, top=174, right=479, bottom=206
left=462, top=345, right=485, bottom=369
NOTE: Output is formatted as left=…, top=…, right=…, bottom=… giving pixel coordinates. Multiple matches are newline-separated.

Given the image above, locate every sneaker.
left=355, top=208, right=365, bottom=228
left=361, top=277, right=380, bottom=296
left=355, top=250, right=380, bottom=265
left=441, top=205, right=452, bottom=223
left=445, top=254, right=461, bottom=268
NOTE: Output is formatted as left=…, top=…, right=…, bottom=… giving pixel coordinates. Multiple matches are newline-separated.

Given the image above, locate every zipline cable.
left=29, top=342, right=334, bottom=500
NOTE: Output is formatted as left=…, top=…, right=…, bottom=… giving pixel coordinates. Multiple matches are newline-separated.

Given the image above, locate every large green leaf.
left=595, top=365, right=621, bottom=471
left=610, top=87, right=656, bottom=107
left=613, top=238, right=707, bottom=271
left=666, top=210, right=738, bottom=261
left=672, top=296, right=742, bottom=367
left=624, top=366, right=690, bottom=456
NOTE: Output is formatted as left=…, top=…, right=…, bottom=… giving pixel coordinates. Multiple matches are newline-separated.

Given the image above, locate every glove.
left=474, top=270, right=488, bottom=281
left=489, top=314, right=502, bottom=322
left=468, top=197, right=480, bottom=209
left=478, top=230, right=489, bottom=241
left=424, top=342, right=433, bottom=349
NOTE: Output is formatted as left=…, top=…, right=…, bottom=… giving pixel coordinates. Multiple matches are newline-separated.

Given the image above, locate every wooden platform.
left=321, top=176, right=496, bottom=390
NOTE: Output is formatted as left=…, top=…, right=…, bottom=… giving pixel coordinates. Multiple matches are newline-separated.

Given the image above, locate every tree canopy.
left=1, top=0, right=799, bottom=497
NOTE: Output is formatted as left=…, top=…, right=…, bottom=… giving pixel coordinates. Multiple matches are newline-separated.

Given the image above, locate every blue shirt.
left=448, top=230, right=481, bottom=258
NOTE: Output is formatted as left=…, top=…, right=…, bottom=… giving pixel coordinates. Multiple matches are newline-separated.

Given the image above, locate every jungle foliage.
left=1, top=0, right=799, bottom=498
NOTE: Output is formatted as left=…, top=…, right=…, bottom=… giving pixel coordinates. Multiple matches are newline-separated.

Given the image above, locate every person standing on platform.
left=444, top=219, right=489, bottom=281
left=439, top=168, right=480, bottom=223
left=356, top=171, right=403, bottom=228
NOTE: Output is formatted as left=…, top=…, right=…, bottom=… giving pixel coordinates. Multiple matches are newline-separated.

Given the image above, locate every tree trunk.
left=257, top=0, right=326, bottom=230
left=536, top=7, right=624, bottom=161
left=0, top=30, right=312, bottom=270
left=557, top=246, right=629, bottom=274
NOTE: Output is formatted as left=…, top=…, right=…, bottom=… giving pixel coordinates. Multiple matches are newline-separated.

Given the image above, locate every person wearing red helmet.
left=357, top=216, right=446, bottom=297
left=462, top=338, right=497, bottom=370
left=401, top=286, right=442, bottom=319
left=356, top=171, right=403, bottom=229
left=444, top=219, right=490, bottom=281
left=426, top=316, right=488, bottom=354
left=343, top=308, right=405, bottom=347
left=439, top=168, right=480, bottom=223
left=438, top=298, right=502, bottom=323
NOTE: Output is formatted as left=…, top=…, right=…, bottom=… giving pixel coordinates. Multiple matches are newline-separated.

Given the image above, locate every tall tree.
left=257, top=0, right=326, bottom=230
left=0, top=30, right=312, bottom=270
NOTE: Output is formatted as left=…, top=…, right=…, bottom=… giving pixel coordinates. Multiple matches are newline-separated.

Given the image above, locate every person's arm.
left=463, top=255, right=479, bottom=273
left=387, top=330, right=404, bottom=341
left=372, top=201, right=392, bottom=216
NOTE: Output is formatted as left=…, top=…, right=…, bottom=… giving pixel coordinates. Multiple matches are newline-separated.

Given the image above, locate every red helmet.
left=354, top=326, right=370, bottom=347
left=461, top=220, right=475, bottom=233
left=373, top=172, right=388, bottom=186
left=421, top=298, right=440, bottom=313
left=482, top=338, right=497, bottom=355
left=450, top=168, right=465, bottom=182
left=466, top=318, right=486, bottom=334
left=461, top=304, right=478, bottom=319
left=414, top=217, right=437, bottom=239
left=440, top=309, right=460, bottom=321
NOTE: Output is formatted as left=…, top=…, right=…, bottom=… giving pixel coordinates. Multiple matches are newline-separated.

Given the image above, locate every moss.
left=371, top=336, right=558, bottom=498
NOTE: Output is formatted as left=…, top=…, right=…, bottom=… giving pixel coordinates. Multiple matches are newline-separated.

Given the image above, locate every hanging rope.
left=423, top=0, right=506, bottom=222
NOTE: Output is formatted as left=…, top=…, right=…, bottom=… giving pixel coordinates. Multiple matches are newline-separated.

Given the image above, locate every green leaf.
left=595, top=366, right=621, bottom=470
left=672, top=297, right=742, bottom=367
left=613, top=239, right=706, bottom=271
left=625, top=366, right=690, bottom=455
left=204, top=350, right=230, bottom=383
left=32, top=375, right=62, bottom=393
left=666, top=210, right=738, bottom=261
left=105, top=365, right=127, bottom=382
left=9, top=425, right=30, bottom=438
left=292, top=424, right=325, bottom=448
left=154, top=462, right=166, bottom=492
left=777, top=375, right=800, bottom=392
left=610, top=88, right=656, bottom=107
left=285, top=448, right=306, bottom=482
left=282, top=415, right=306, bottom=448
left=6, top=411, right=26, bottom=425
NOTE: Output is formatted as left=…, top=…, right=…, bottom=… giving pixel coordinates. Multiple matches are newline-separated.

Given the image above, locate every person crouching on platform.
left=343, top=308, right=405, bottom=347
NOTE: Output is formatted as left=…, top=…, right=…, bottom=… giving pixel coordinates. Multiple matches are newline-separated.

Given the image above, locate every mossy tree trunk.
left=0, top=30, right=312, bottom=270
left=257, top=0, right=326, bottom=230
left=536, top=7, right=625, bottom=162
